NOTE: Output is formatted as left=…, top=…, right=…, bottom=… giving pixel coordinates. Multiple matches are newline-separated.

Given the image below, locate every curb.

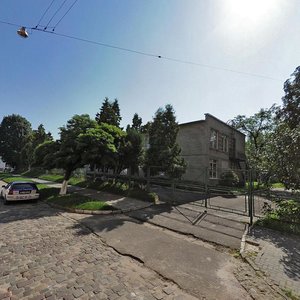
left=43, top=200, right=154, bottom=215
left=240, top=227, right=289, bottom=299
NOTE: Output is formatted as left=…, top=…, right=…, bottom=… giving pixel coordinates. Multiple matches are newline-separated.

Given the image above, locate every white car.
left=1, top=182, right=40, bottom=204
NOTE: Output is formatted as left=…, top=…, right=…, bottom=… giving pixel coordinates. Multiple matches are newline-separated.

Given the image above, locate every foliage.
left=20, top=124, right=53, bottom=171
left=118, top=128, right=144, bottom=175
left=219, top=170, right=240, bottom=187
left=34, top=140, right=60, bottom=170
left=79, top=177, right=158, bottom=202
left=258, top=199, right=300, bottom=235
left=0, top=114, right=32, bottom=169
left=95, top=97, right=121, bottom=127
left=57, top=115, right=97, bottom=180
left=145, top=104, right=186, bottom=179
left=230, top=106, right=277, bottom=183
left=78, top=123, right=125, bottom=173
left=131, top=113, right=142, bottom=131
left=265, top=123, right=300, bottom=189
left=277, top=66, right=300, bottom=129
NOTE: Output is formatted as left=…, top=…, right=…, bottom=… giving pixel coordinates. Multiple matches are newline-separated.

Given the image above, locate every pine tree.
left=145, top=105, right=186, bottom=179
left=95, top=97, right=122, bottom=127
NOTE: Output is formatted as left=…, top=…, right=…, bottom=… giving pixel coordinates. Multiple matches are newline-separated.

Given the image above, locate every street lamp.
left=17, top=27, right=29, bottom=38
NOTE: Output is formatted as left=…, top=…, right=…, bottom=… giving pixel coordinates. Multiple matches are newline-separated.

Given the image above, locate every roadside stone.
left=72, top=289, right=85, bottom=298
left=163, top=286, right=174, bottom=295
left=0, top=200, right=199, bottom=300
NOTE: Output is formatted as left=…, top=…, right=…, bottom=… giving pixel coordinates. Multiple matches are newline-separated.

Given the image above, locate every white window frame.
left=220, top=134, right=228, bottom=152
left=209, top=159, right=217, bottom=179
left=210, top=129, right=218, bottom=149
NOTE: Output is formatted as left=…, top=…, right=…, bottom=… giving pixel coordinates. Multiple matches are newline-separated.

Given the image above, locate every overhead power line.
left=44, top=0, right=68, bottom=30
left=52, top=0, right=79, bottom=31
left=0, top=20, right=283, bottom=81
left=35, top=0, right=56, bottom=28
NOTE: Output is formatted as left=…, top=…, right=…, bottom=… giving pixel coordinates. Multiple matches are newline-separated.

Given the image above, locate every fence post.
left=204, top=167, right=208, bottom=208
left=248, top=169, right=254, bottom=225
left=146, top=167, right=150, bottom=192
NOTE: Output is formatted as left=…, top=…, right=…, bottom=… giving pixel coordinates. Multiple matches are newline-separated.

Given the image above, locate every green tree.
left=78, top=123, right=125, bottom=173
left=145, top=105, right=186, bottom=179
left=95, top=97, right=122, bottom=127
left=119, top=127, right=144, bottom=175
left=34, top=140, right=60, bottom=170
left=21, top=124, right=53, bottom=171
left=0, top=114, right=32, bottom=169
left=277, top=66, right=300, bottom=129
left=56, top=114, right=97, bottom=194
left=230, top=106, right=276, bottom=182
left=131, top=113, right=142, bottom=131
left=32, top=124, right=52, bottom=147
left=265, top=124, right=300, bottom=189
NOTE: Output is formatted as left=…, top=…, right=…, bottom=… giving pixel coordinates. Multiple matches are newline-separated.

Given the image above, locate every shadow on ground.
left=0, top=200, right=59, bottom=224
left=250, top=226, right=300, bottom=280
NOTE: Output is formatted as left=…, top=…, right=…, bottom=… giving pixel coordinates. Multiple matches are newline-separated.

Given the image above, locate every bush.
left=275, top=199, right=300, bottom=223
left=258, top=199, right=300, bottom=235
left=219, top=170, right=239, bottom=187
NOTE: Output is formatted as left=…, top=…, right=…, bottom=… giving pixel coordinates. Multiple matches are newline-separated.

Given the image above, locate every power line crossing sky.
left=1, top=0, right=299, bottom=138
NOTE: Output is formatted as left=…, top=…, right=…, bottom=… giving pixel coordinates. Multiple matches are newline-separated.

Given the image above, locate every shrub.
left=258, top=199, right=300, bottom=235
left=219, top=170, right=239, bottom=187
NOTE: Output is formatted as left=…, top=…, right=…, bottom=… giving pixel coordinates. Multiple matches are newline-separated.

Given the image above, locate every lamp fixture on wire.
left=17, top=26, right=29, bottom=38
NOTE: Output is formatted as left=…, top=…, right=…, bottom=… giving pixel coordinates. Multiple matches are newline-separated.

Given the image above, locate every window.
left=219, top=134, right=228, bottom=152
left=210, top=129, right=218, bottom=149
left=209, top=159, right=217, bottom=179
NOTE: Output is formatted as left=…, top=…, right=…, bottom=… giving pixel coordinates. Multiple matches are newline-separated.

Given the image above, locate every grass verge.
left=46, top=193, right=115, bottom=211
left=256, top=217, right=300, bottom=235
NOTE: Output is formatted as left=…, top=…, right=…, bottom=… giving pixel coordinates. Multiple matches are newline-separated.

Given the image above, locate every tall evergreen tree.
left=145, top=105, right=186, bottom=179
left=95, top=97, right=122, bottom=127
left=0, top=114, right=32, bottom=169
left=131, top=113, right=142, bottom=131
left=21, top=124, right=53, bottom=170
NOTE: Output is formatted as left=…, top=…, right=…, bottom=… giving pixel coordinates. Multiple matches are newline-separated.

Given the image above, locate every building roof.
left=179, top=113, right=245, bottom=136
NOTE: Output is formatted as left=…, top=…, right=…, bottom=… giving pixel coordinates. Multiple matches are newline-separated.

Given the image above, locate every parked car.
left=0, top=182, right=40, bottom=204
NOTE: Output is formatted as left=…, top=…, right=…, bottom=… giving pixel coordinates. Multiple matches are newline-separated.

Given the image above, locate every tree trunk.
left=59, top=169, right=72, bottom=195
left=59, top=180, right=68, bottom=195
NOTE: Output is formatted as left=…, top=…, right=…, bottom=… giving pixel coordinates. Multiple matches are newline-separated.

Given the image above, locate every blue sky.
left=1, top=0, right=300, bottom=138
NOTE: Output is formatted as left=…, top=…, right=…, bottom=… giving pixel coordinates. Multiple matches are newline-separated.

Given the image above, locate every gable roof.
left=179, top=113, right=245, bottom=136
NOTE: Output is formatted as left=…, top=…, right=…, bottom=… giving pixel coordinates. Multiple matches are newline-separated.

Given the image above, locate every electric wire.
left=44, top=0, right=68, bottom=30
left=0, top=19, right=282, bottom=81
left=35, top=0, right=56, bottom=28
left=52, top=0, right=79, bottom=31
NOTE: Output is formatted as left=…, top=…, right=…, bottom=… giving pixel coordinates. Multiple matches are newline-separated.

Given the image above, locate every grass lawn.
left=46, top=193, right=115, bottom=211
left=39, top=174, right=64, bottom=182
left=37, top=174, right=86, bottom=186
left=0, top=174, right=34, bottom=183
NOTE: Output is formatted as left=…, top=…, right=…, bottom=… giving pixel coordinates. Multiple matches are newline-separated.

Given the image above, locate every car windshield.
left=11, top=183, right=37, bottom=190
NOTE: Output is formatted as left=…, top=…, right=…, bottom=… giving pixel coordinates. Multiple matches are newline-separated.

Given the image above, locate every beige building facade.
left=177, top=114, right=246, bottom=184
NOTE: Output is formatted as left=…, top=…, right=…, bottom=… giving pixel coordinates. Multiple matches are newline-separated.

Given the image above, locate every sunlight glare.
left=221, top=0, right=283, bottom=36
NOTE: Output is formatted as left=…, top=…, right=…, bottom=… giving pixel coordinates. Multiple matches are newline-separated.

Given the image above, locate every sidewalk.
left=244, top=226, right=300, bottom=297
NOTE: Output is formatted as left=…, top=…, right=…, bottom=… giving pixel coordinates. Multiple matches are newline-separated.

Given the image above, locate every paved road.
left=0, top=201, right=197, bottom=300
left=68, top=212, right=251, bottom=300
left=0, top=178, right=287, bottom=300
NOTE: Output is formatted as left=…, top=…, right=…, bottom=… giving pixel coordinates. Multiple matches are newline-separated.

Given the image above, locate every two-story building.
left=177, top=114, right=246, bottom=184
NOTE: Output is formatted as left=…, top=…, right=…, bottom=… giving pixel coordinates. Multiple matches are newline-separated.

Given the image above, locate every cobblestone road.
left=0, top=201, right=197, bottom=300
